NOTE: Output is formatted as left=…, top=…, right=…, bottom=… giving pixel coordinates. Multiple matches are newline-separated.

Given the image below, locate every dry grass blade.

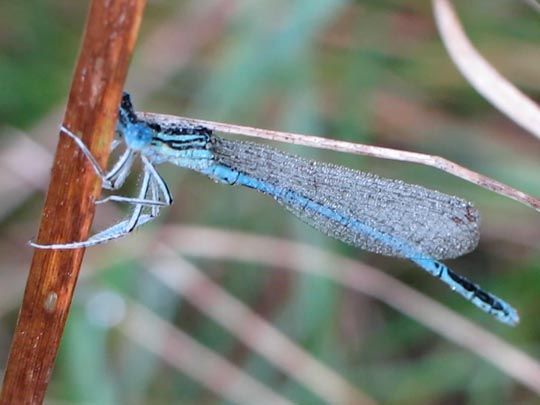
left=120, top=302, right=294, bottom=405
left=0, top=0, right=146, bottom=402
left=140, top=111, right=540, bottom=212
left=148, top=247, right=375, bottom=405
left=433, top=0, right=540, bottom=141
left=159, top=225, right=540, bottom=395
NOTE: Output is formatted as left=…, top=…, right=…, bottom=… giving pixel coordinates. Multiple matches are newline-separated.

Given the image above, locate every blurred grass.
left=1, top=0, right=540, bottom=404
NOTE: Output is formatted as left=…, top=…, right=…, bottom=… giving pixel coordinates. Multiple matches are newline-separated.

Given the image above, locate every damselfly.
left=31, top=93, right=519, bottom=326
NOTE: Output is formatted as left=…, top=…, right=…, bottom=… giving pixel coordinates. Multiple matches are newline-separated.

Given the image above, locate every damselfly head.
left=122, top=122, right=154, bottom=151
left=116, top=92, right=154, bottom=150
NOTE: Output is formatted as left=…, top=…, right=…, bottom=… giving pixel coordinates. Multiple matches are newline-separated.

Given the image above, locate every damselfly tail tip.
left=492, top=298, right=519, bottom=327
left=503, top=307, right=520, bottom=327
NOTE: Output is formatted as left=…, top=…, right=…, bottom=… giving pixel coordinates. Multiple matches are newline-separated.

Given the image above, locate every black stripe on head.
left=119, top=92, right=138, bottom=125
left=151, top=132, right=210, bottom=150
left=147, top=121, right=213, bottom=136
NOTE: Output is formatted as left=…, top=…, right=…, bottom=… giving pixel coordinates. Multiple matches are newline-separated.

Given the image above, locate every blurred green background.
left=1, top=0, right=539, bottom=404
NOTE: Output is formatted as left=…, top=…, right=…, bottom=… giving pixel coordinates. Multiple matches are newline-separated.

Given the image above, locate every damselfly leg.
left=29, top=126, right=172, bottom=249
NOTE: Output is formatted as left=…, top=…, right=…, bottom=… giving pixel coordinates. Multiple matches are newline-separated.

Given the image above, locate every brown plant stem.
left=0, top=0, right=146, bottom=403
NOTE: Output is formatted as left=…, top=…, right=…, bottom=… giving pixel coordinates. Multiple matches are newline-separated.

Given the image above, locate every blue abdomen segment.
left=413, top=258, right=518, bottom=325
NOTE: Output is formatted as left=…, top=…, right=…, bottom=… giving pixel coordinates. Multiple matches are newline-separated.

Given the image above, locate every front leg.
left=30, top=165, right=163, bottom=249
left=60, top=125, right=135, bottom=190
left=30, top=132, right=172, bottom=249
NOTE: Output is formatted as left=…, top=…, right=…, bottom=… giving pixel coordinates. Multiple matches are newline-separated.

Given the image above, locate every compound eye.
left=139, top=125, right=154, bottom=143
left=123, top=123, right=154, bottom=150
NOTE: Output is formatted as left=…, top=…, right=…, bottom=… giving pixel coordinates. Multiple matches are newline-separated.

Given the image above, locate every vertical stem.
left=0, top=0, right=146, bottom=403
